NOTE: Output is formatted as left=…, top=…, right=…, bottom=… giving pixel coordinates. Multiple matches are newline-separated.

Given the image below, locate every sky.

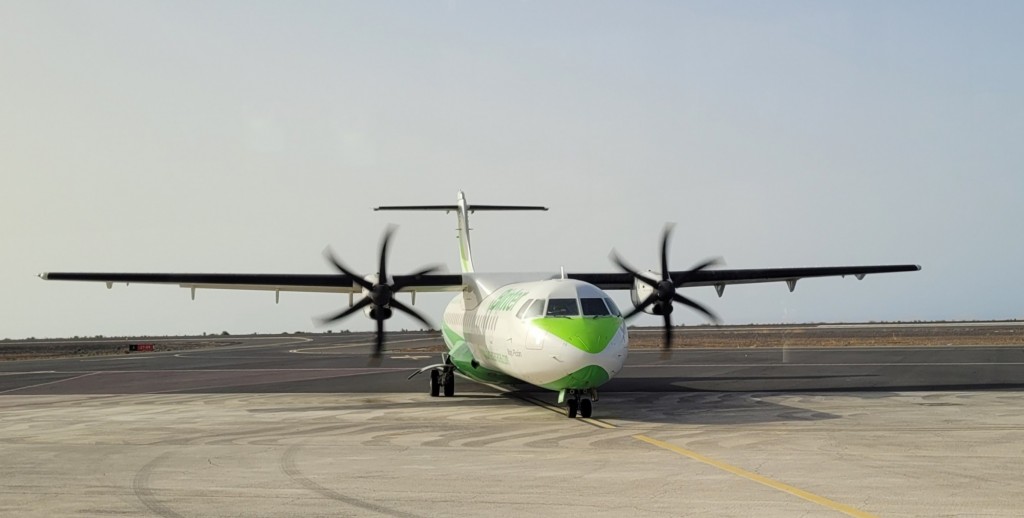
left=2, top=1, right=1022, bottom=339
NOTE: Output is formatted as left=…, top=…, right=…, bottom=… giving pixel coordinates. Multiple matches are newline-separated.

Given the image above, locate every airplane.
left=40, top=191, right=920, bottom=418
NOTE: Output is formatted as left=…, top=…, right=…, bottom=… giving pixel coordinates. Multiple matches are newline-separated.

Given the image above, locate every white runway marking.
left=627, top=362, right=1024, bottom=368
left=0, top=372, right=99, bottom=394
left=289, top=337, right=436, bottom=354
left=3, top=368, right=412, bottom=374
left=79, top=356, right=159, bottom=362
left=141, top=369, right=402, bottom=394
left=0, top=336, right=310, bottom=346
left=629, top=345, right=1024, bottom=353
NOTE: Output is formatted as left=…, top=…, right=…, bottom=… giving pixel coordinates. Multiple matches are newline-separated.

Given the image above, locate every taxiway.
left=2, top=332, right=1023, bottom=517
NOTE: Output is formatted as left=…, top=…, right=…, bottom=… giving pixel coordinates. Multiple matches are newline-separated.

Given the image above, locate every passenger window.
left=603, top=297, right=622, bottom=317
left=523, top=299, right=544, bottom=319
left=545, top=298, right=580, bottom=317
left=516, top=299, right=534, bottom=319
left=580, top=298, right=611, bottom=316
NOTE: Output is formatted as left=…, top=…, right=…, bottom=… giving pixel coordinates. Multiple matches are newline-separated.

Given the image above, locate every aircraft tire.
left=429, top=370, right=440, bottom=397
left=567, top=399, right=578, bottom=418
left=443, top=372, right=454, bottom=397
left=580, top=398, right=592, bottom=418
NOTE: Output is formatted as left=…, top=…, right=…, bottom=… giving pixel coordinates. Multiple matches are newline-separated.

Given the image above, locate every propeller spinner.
left=611, top=224, right=722, bottom=350
left=320, top=225, right=439, bottom=357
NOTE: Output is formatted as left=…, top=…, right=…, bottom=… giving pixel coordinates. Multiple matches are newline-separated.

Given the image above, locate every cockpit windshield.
left=580, top=297, right=611, bottom=317
left=520, top=299, right=544, bottom=319
left=603, top=296, right=622, bottom=317
left=545, top=298, right=580, bottom=317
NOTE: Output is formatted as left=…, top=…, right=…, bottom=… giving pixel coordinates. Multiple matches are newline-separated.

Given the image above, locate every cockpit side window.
left=545, top=298, right=580, bottom=317
left=603, top=296, right=622, bottom=317
left=580, top=297, right=611, bottom=316
left=515, top=299, right=534, bottom=319
left=522, top=299, right=544, bottom=319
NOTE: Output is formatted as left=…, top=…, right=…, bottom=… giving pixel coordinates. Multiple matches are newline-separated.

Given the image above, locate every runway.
left=2, top=333, right=1024, bottom=516
left=3, top=332, right=1024, bottom=395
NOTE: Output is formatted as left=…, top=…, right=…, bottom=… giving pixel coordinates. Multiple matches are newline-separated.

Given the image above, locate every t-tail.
left=375, top=191, right=547, bottom=273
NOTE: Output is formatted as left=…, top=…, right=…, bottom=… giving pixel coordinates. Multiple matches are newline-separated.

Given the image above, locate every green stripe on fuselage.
left=529, top=316, right=622, bottom=354
left=539, top=364, right=610, bottom=390
left=440, top=321, right=462, bottom=351
left=441, top=322, right=519, bottom=385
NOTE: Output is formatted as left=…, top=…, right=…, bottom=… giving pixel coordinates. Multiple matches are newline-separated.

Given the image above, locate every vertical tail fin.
left=374, top=191, right=548, bottom=273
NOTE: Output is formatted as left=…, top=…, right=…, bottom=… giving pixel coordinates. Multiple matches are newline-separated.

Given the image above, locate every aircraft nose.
left=529, top=317, right=623, bottom=354
left=528, top=317, right=628, bottom=388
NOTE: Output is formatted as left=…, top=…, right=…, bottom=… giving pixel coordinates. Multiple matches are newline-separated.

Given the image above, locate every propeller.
left=319, top=225, right=440, bottom=357
left=611, top=223, right=722, bottom=350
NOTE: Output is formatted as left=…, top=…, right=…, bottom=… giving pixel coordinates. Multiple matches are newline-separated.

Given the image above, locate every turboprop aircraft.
left=40, top=191, right=920, bottom=418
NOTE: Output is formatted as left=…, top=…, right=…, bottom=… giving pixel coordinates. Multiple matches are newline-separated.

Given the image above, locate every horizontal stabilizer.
left=375, top=204, right=547, bottom=212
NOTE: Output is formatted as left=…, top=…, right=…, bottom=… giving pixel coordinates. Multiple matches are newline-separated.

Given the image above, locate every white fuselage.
left=441, top=278, right=628, bottom=391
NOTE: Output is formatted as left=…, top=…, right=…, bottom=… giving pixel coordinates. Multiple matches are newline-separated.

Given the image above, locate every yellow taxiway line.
left=632, top=434, right=878, bottom=518
left=477, top=379, right=875, bottom=516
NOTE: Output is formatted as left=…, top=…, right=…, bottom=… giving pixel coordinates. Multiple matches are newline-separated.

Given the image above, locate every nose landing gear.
left=561, top=389, right=597, bottom=418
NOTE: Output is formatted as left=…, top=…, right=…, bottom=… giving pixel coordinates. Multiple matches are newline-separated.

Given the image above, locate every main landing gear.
left=408, top=354, right=455, bottom=397
left=429, top=368, right=455, bottom=397
left=563, top=389, right=597, bottom=419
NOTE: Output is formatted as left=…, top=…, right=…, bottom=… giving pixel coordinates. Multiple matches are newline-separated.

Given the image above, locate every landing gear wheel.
left=580, top=398, right=592, bottom=418
left=442, top=372, right=455, bottom=397
left=567, top=398, right=578, bottom=418
left=429, top=370, right=440, bottom=397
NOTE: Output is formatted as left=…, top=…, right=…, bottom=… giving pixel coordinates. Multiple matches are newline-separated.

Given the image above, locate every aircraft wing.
left=38, top=272, right=466, bottom=295
left=569, top=264, right=921, bottom=293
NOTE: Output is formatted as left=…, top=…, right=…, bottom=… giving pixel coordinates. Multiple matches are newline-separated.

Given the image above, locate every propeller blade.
left=373, top=317, right=385, bottom=358
left=623, top=292, right=658, bottom=320
left=318, top=296, right=372, bottom=325
left=609, top=250, right=637, bottom=275
left=673, top=257, right=724, bottom=287
left=391, top=265, right=443, bottom=291
left=672, top=293, right=720, bottom=324
left=324, top=247, right=372, bottom=290
left=406, top=265, right=442, bottom=278
left=613, top=223, right=725, bottom=337
left=320, top=226, right=439, bottom=361
left=663, top=311, right=673, bottom=349
left=660, top=223, right=675, bottom=282
left=390, top=298, right=433, bottom=329
left=611, top=250, right=659, bottom=289
left=378, top=225, right=396, bottom=282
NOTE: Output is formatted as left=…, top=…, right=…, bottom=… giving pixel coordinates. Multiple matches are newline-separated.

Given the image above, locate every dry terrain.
left=0, top=338, right=241, bottom=361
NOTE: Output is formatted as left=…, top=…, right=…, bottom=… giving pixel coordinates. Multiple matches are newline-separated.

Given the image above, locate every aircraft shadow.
left=501, top=389, right=842, bottom=425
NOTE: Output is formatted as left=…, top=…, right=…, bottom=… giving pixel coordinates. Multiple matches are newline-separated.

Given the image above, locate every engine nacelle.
left=364, top=305, right=393, bottom=320
left=359, top=273, right=396, bottom=320
left=630, top=270, right=663, bottom=315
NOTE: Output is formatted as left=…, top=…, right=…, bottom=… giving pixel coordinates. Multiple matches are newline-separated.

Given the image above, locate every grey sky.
left=2, top=1, right=1021, bottom=339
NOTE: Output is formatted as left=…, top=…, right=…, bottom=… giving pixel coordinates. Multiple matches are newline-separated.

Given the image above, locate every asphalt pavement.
left=4, top=332, right=1024, bottom=517
left=2, top=332, right=1023, bottom=397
